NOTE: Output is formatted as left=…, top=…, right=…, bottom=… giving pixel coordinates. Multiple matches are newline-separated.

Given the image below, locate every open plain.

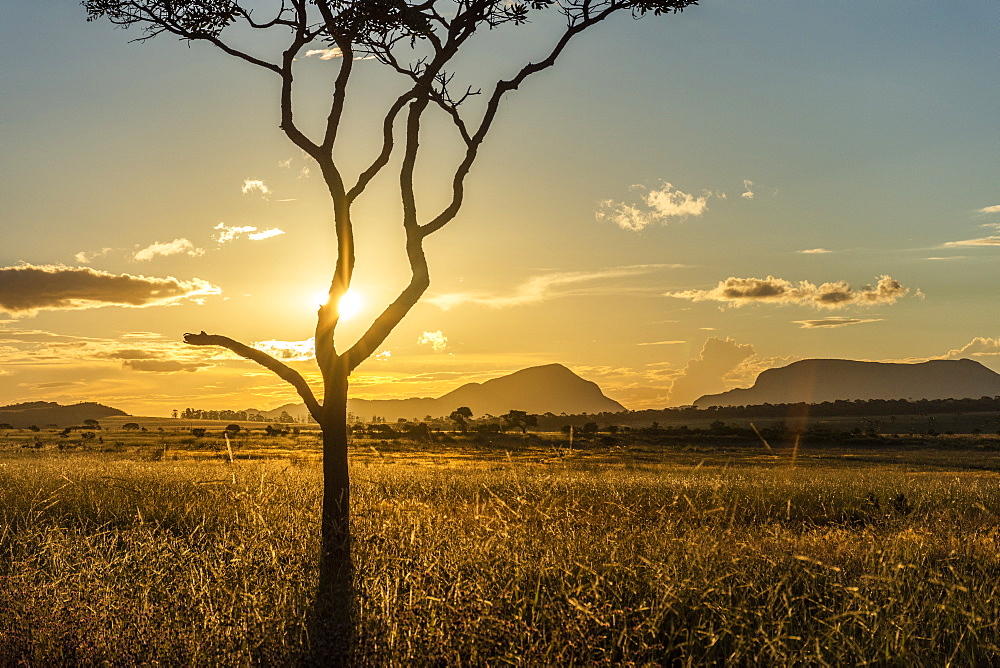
left=3, top=424, right=1000, bottom=664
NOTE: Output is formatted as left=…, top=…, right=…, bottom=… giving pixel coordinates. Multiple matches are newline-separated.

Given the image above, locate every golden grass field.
left=3, top=425, right=1000, bottom=665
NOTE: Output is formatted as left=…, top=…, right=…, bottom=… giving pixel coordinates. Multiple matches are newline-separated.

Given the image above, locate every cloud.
left=248, top=229, right=284, bottom=241
left=214, top=222, right=285, bottom=244
left=798, top=248, right=832, bottom=254
left=942, top=236, right=1000, bottom=247
left=241, top=179, right=271, bottom=197
left=303, top=48, right=375, bottom=62
left=0, top=264, right=220, bottom=316
left=417, top=331, right=448, bottom=352
left=637, top=340, right=686, bottom=346
left=794, top=317, right=883, bottom=328
left=667, top=337, right=756, bottom=406
left=74, top=247, right=116, bottom=264
left=429, top=264, right=675, bottom=310
left=96, top=349, right=162, bottom=360
left=305, top=48, right=344, bottom=60
left=132, top=238, right=205, bottom=262
left=253, top=338, right=315, bottom=361
left=944, top=337, right=1000, bottom=358
left=741, top=179, right=755, bottom=200
left=597, top=182, right=711, bottom=231
left=666, top=275, right=909, bottom=310
left=374, top=350, right=392, bottom=361
left=978, top=205, right=1000, bottom=214
left=122, top=359, right=211, bottom=373
left=278, top=158, right=292, bottom=168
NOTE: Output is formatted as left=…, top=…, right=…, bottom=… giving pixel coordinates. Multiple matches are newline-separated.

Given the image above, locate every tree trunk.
left=309, top=374, right=355, bottom=664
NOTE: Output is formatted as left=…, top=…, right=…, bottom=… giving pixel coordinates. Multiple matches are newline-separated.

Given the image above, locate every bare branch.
left=419, top=3, right=620, bottom=237
left=345, top=234, right=430, bottom=370
left=184, top=331, right=323, bottom=421
left=347, top=90, right=415, bottom=201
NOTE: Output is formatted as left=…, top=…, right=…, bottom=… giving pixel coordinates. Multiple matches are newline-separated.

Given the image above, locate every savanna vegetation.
left=3, top=425, right=1000, bottom=665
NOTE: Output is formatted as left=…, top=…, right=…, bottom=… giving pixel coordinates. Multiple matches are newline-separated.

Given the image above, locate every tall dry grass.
left=2, top=449, right=1000, bottom=664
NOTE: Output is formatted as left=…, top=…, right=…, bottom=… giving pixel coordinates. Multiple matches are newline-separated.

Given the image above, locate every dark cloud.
left=0, top=264, right=219, bottom=315
left=667, top=275, right=908, bottom=309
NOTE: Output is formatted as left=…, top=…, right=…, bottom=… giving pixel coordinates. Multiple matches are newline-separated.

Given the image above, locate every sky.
left=1, top=1, right=998, bottom=417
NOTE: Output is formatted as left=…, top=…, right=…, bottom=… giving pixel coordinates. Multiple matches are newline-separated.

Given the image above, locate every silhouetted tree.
left=449, top=406, right=473, bottom=433
left=82, top=0, right=700, bottom=659
left=501, top=409, right=536, bottom=433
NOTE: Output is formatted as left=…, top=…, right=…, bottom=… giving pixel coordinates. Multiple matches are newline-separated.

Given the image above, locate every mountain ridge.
left=694, top=358, right=1000, bottom=408
left=0, top=401, right=129, bottom=428
left=259, top=363, right=625, bottom=422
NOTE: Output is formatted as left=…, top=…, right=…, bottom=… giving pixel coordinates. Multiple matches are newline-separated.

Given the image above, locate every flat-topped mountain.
left=260, top=363, right=625, bottom=422
left=694, top=358, right=1000, bottom=408
left=0, top=401, right=129, bottom=428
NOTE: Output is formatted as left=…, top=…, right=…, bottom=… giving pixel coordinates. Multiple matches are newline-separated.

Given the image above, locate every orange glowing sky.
left=1, top=2, right=997, bottom=416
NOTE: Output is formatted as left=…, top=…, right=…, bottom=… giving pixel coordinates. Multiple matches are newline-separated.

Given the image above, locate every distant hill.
left=0, top=401, right=129, bottom=428
left=259, top=363, right=625, bottom=422
left=694, top=358, right=1000, bottom=408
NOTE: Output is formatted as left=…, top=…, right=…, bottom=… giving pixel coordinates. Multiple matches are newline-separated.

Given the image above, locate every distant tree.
left=224, top=424, right=242, bottom=436
left=191, top=428, right=207, bottom=438
left=449, top=407, right=473, bottom=433
left=501, top=410, right=537, bottom=434
left=122, top=423, right=141, bottom=430
left=82, top=0, right=701, bottom=654
left=581, top=422, right=599, bottom=434
left=83, top=419, right=101, bottom=429
left=28, top=425, right=40, bottom=433
left=0, top=423, right=13, bottom=430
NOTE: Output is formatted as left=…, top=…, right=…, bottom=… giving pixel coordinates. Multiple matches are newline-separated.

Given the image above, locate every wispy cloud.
left=741, top=179, right=755, bottom=200
left=597, top=182, right=712, bottom=231
left=429, top=264, right=674, bottom=310
left=214, top=222, right=285, bottom=244
left=978, top=205, right=1000, bottom=214
left=942, top=236, right=1000, bottom=247
left=253, top=338, right=315, bottom=361
left=303, top=47, right=376, bottom=61
left=123, top=359, right=211, bottom=373
left=248, top=229, right=284, bottom=241
left=417, top=331, right=448, bottom=352
left=132, top=238, right=205, bottom=262
left=305, top=48, right=343, bottom=60
left=667, top=275, right=909, bottom=310
left=637, top=340, right=686, bottom=346
left=798, top=248, right=832, bottom=254
left=241, top=179, right=271, bottom=197
left=794, top=317, right=883, bottom=328
left=0, top=264, right=220, bottom=316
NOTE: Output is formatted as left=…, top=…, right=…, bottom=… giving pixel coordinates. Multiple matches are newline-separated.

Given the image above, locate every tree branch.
left=184, top=331, right=323, bottom=421
left=419, top=4, right=619, bottom=237
left=345, top=233, right=430, bottom=370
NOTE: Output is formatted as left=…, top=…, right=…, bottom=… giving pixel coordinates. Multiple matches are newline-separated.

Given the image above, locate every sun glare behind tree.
left=337, top=290, right=363, bottom=320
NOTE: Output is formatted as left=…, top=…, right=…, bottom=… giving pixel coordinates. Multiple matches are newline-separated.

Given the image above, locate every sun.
left=338, top=290, right=364, bottom=319
left=312, top=288, right=364, bottom=319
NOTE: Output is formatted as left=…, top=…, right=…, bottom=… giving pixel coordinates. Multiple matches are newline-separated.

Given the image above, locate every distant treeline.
left=178, top=408, right=275, bottom=422
left=542, top=395, right=1000, bottom=429
left=178, top=396, right=1000, bottom=429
